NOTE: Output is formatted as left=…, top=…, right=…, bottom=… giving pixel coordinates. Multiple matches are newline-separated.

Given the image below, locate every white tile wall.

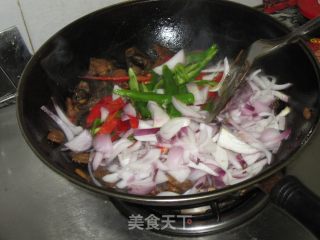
left=18, top=0, right=129, bottom=50
left=0, top=0, right=263, bottom=52
left=0, top=0, right=32, bottom=51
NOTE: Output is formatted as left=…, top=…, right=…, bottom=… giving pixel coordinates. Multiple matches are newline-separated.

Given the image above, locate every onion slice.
left=217, top=127, right=259, bottom=154
left=172, top=97, right=203, bottom=119
left=41, top=106, right=74, bottom=141
left=148, top=101, right=170, bottom=127
left=65, top=129, right=92, bottom=152
left=153, top=49, right=185, bottom=75
left=159, top=117, right=190, bottom=140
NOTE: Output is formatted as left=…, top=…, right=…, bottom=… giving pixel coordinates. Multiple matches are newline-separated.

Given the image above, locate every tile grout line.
left=16, top=0, right=35, bottom=53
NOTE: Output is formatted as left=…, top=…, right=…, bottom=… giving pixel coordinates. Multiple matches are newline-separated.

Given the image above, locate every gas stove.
left=1, top=3, right=320, bottom=240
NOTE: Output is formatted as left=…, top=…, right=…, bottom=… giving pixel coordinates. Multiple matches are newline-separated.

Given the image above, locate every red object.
left=105, top=97, right=126, bottom=113
left=80, top=74, right=152, bottom=83
left=97, top=112, right=119, bottom=134
left=116, top=120, right=131, bottom=133
left=264, top=0, right=297, bottom=14
left=297, top=0, right=320, bottom=19
left=214, top=72, right=223, bottom=82
left=195, top=72, right=223, bottom=82
left=195, top=72, right=206, bottom=80
left=208, top=92, right=217, bottom=98
left=307, top=38, right=320, bottom=61
left=128, top=116, right=139, bottom=129
left=86, top=97, right=125, bottom=126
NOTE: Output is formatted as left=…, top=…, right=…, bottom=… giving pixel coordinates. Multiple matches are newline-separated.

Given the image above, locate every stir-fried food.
left=43, top=43, right=292, bottom=196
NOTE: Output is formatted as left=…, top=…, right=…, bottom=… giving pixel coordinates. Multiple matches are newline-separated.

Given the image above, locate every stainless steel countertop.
left=1, top=104, right=320, bottom=240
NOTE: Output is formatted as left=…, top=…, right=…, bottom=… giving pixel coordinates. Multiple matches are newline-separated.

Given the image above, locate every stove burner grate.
left=111, top=189, right=269, bottom=236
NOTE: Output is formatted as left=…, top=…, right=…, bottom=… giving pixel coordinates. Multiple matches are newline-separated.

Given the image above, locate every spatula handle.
left=284, top=17, right=320, bottom=44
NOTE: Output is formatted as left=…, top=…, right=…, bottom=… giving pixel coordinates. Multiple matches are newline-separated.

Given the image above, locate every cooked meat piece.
left=93, top=166, right=109, bottom=179
left=88, top=58, right=115, bottom=76
left=71, top=152, right=90, bottom=164
left=66, top=97, right=78, bottom=123
left=72, top=81, right=91, bottom=108
left=94, top=166, right=117, bottom=188
left=153, top=44, right=174, bottom=67
left=47, top=129, right=65, bottom=144
left=167, top=175, right=193, bottom=193
left=77, top=80, right=90, bottom=92
left=111, top=68, right=128, bottom=77
left=303, top=107, right=313, bottom=120
left=125, top=47, right=152, bottom=72
left=150, top=175, right=194, bottom=195
left=75, top=168, right=90, bottom=181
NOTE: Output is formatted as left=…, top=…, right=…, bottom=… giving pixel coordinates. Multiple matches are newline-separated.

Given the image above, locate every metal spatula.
left=206, top=17, right=320, bottom=123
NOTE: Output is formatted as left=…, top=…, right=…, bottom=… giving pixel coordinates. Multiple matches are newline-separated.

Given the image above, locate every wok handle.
left=270, top=176, right=320, bottom=238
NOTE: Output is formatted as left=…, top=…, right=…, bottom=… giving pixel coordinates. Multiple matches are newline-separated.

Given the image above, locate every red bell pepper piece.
left=208, top=91, right=217, bottom=99
left=214, top=72, right=223, bottom=82
left=105, top=97, right=125, bottom=113
left=86, top=97, right=125, bottom=127
left=195, top=72, right=206, bottom=80
left=97, top=112, right=119, bottom=135
left=116, top=120, right=130, bottom=133
left=128, top=116, right=139, bottom=129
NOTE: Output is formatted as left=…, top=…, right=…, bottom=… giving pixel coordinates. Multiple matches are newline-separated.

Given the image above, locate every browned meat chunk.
left=75, top=168, right=90, bottom=181
left=111, top=68, right=128, bottom=77
left=71, top=152, right=90, bottom=164
left=93, top=167, right=117, bottom=188
left=88, top=58, right=115, bottom=76
left=303, top=107, right=313, bottom=120
left=153, top=44, right=174, bottom=67
left=47, top=129, right=65, bottom=144
left=73, top=81, right=91, bottom=106
left=125, top=47, right=152, bottom=73
left=150, top=175, right=194, bottom=195
left=66, top=97, right=79, bottom=123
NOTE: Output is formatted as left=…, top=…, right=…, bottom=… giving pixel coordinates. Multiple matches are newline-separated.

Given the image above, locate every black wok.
left=17, top=0, right=320, bottom=206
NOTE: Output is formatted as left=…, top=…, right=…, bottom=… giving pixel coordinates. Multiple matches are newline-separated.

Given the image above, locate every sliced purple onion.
left=159, top=117, right=191, bottom=140
left=52, top=100, right=83, bottom=135
left=123, top=103, right=136, bottom=117
left=153, top=49, right=186, bottom=75
left=102, top=172, right=119, bottom=183
left=65, top=129, right=92, bottom=152
left=172, top=97, right=203, bottom=119
left=41, top=106, right=74, bottom=141
left=217, top=127, right=259, bottom=154
left=93, top=134, right=113, bottom=153
left=167, top=167, right=191, bottom=183
left=92, top=151, right=104, bottom=171
left=148, top=101, right=170, bottom=127
left=100, top=107, right=109, bottom=122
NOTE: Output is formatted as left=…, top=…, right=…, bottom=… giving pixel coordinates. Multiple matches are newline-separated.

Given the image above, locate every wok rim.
left=16, top=0, right=320, bottom=206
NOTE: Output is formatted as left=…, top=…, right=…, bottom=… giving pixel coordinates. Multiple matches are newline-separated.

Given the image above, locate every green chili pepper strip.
left=162, top=65, right=182, bottom=117
left=163, top=65, right=178, bottom=95
left=128, top=68, right=151, bottom=119
left=168, top=104, right=182, bottom=117
left=186, top=44, right=218, bottom=79
left=173, top=63, right=189, bottom=86
left=128, top=68, right=139, bottom=91
left=90, top=118, right=102, bottom=135
left=192, top=80, right=218, bottom=87
left=186, top=50, right=208, bottom=65
left=148, top=71, right=160, bottom=90
left=139, top=83, right=149, bottom=92
left=113, top=89, right=194, bottom=105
